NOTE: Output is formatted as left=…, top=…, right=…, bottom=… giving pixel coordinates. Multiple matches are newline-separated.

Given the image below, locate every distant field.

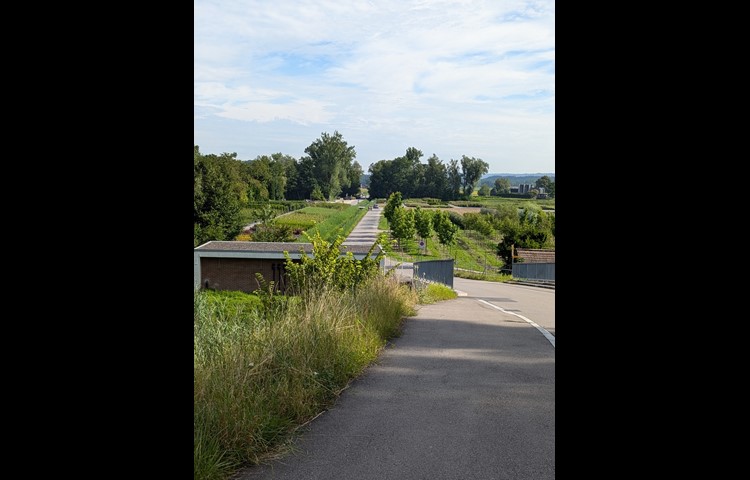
left=450, top=196, right=555, bottom=211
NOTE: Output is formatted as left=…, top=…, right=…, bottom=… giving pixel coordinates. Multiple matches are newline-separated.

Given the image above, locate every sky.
left=194, top=0, right=554, bottom=174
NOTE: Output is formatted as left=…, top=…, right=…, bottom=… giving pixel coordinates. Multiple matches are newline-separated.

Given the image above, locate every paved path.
left=236, top=286, right=555, bottom=480
left=341, top=206, right=417, bottom=281
left=342, top=207, right=383, bottom=247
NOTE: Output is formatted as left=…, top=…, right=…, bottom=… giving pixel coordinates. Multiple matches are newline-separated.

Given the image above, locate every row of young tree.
left=382, top=191, right=555, bottom=267
left=194, top=131, right=362, bottom=246
left=368, top=148, right=490, bottom=200
left=382, top=192, right=460, bottom=250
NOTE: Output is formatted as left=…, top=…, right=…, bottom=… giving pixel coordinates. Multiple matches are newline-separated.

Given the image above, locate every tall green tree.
left=194, top=146, right=246, bottom=246
left=423, top=154, right=448, bottom=199
left=492, top=178, right=511, bottom=195
left=304, top=131, right=356, bottom=200
left=413, top=207, right=433, bottom=240
left=383, top=191, right=403, bottom=224
left=460, top=155, right=489, bottom=198
left=535, top=175, right=555, bottom=198
left=367, top=159, right=394, bottom=199
left=241, top=157, right=271, bottom=201
left=390, top=207, right=416, bottom=250
left=433, top=210, right=459, bottom=246
left=291, top=156, right=318, bottom=200
left=447, top=159, right=462, bottom=199
left=272, top=153, right=300, bottom=200
left=341, top=160, right=363, bottom=197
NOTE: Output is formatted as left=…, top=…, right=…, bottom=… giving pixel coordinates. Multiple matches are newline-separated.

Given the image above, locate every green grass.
left=378, top=213, right=389, bottom=230
left=194, top=275, right=417, bottom=480
left=280, top=201, right=370, bottom=243
left=416, top=282, right=458, bottom=304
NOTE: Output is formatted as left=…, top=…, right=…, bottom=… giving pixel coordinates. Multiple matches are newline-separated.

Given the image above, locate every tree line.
left=368, top=148, right=490, bottom=200
left=194, top=129, right=548, bottom=247
left=194, top=131, right=362, bottom=246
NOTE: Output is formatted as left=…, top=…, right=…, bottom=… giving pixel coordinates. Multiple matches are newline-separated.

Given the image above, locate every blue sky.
left=194, top=0, right=554, bottom=174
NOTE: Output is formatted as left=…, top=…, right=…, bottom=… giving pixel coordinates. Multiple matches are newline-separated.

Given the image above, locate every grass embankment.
left=194, top=275, right=420, bottom=480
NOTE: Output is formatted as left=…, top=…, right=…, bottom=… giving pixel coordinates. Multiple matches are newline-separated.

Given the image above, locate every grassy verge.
left=416, top=282, right=458, bottom=304
left=194, top=275, right=418, bottom=480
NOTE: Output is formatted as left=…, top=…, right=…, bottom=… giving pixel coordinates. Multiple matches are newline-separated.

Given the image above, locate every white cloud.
left=194, top=0, right=554, bottom=173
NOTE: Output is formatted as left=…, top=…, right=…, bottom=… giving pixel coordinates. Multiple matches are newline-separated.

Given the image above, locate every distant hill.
left=480, top=173, right=555, bottom=187
left=360, top=173, right=370, bottom=186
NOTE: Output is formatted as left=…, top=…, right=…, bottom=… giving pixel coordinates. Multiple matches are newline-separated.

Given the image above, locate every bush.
left=447, top=211, right=465, bottom=228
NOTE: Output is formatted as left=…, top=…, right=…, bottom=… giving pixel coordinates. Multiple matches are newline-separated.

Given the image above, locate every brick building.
left=194, top=241, right=383, bottom=293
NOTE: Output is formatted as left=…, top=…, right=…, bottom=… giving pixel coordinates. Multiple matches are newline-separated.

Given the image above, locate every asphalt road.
left=237, top=280, right=555, bottom=480
left=453, top=277, right=555, bottom=337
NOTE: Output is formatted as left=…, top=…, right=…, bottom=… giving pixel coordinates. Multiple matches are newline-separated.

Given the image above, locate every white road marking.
left=477, top=299, right=555, bottom=348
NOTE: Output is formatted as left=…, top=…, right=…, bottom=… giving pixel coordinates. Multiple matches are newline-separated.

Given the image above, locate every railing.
left=413, top=259, right=454, bottom=289
left=512, top=262, right=555, bottom=282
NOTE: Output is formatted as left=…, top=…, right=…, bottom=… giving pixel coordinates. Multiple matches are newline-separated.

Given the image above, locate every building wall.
left=200, top=257, right=289, bottom=293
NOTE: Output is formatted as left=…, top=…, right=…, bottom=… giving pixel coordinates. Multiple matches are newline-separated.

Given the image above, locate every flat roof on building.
left=195, top=241, right=380, bottom=256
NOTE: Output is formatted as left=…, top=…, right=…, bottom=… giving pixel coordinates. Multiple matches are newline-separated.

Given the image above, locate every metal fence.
left=413, top=259, right=454, bottom=288
left=512, top=262, right=555, bottom=282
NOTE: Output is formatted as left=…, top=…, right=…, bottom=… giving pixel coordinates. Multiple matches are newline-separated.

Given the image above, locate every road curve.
left=453, top=277, right=555, bottom=337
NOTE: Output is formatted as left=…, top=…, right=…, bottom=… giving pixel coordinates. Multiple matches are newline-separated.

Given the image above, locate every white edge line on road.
left=477, top=299, right=555, bottom=348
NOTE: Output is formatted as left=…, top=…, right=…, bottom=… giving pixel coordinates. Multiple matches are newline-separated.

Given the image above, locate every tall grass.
left=194, top=275, right=417, bottom=480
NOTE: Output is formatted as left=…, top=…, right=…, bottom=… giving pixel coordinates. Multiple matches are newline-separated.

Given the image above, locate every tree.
left=463, top=213, right=495, bottom=237
left=478, top=185, right=491, bottom=196
left=535, top=175, right=555, bottom=197
left=460, top=155, right=489, bottom=198
left=447, top=159, right=462, bottom=199
left=383, top=191, right=403, bottom=224
left=413, top=207, right=433, bottom=240
left=390, top=207, right=416, bottom=250
left=433, top=210, right=459, bottom=246
left=304, top=131, right=356, bottom=200
left=423, top=154, right=448, bottom=199
left=493, top=178, right=511, bottom=195
left=310, top=185, right=325, bottom=201
left=341, top=160, right=363, bottom=197
left=272, top=153, right=299, bottom=200
left=286, top=156, right=317, bottom=200
left=194, top=146, right=246, bottom=246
